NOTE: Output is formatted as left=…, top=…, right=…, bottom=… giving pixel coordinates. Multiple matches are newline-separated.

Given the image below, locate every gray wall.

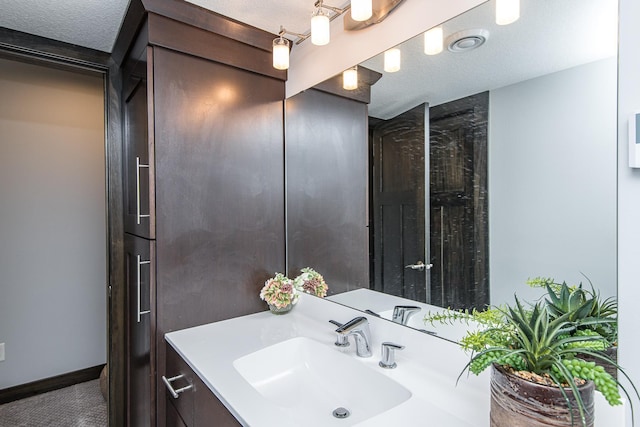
left=0, top=58, right=106, bottom=388
left=618, top=0, right=640, bottom=423
left=489, top=57, right=617, bottom=304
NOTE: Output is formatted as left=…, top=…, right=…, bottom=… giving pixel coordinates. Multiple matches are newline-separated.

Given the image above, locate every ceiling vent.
left=446, top=29, right=490, bottom=53
left=344, top=0, right=405, bottom=31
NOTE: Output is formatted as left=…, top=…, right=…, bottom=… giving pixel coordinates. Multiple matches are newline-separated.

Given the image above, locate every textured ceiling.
left=362, top=0, right=618, bottom=119
left=184, top=0, right=317, bottom=36
left=0, top=0, right=131, bottom=52
left=0, top=0, right=618, bottom=115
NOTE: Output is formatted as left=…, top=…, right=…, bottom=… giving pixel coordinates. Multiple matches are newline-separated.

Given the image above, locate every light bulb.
left=272, top=37, right=290, bottom=70
left=343, top=68, right=358, bottom=90
left=351, top=0, right=372, bottom=22
left=311, top=10, right=330, bottom=46
left=496, top=0, right=519, bottom=25
left=384, top=48, right=401, bottom=73
left=424, top=26, right=443, bottom=55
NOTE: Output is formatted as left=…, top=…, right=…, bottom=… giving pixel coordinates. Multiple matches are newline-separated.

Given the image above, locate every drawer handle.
left=162, top=374, right=193, bottom=399
left=136, top=255, right=151, bottom=323
left=136, top=156, right=150, bottom=225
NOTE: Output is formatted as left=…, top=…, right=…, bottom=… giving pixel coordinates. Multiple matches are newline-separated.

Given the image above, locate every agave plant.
left=425, top=280, right=637, bottom=426
left=528, top=277, right=618, bottom=344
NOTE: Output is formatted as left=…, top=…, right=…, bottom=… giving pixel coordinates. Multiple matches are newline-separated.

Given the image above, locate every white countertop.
left=165, top=292, right=626, bottom=426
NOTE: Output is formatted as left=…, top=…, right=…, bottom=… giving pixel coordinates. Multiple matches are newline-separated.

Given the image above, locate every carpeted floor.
left=0, top=380, right=107, bottom=427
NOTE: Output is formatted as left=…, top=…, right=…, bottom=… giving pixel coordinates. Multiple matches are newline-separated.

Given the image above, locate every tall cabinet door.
left=125, top=233, right=156, bottom=427
left=285, top=89, right=369, bottom=294
left=123, top=47, right=155, bottom=239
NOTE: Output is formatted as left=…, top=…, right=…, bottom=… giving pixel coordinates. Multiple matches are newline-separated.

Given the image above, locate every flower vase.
left=268, top=303, right=293, bottom=314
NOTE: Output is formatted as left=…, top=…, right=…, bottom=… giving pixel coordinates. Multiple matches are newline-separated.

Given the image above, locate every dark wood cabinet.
left=164, top=344, right=240, bottom=427
left=285, top=89, right=370, bottom=294
left=117, top=2, right=286, bottom=425
left=165, top=402, right=187, bottom=427
left=123, top=46, right=155, bottom=240
left=124, top=233, right=156, bottom=427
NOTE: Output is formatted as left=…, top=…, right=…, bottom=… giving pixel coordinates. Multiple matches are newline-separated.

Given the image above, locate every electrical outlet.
left=0, top=343, right=4, bottom=362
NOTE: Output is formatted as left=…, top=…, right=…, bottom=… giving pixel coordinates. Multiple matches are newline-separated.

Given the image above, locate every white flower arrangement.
left=293, top=267, right=329, bottom=298
left=259, top=273, right=298, bottom=310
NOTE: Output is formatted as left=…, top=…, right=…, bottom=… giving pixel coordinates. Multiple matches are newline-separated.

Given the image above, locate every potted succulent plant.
left=529, top=277, right=618, bottom=378
left=424, top=278, right=637, bottom=427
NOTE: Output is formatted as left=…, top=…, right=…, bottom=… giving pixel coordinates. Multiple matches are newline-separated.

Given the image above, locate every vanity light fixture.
left=384, top=48, right=401, bottom=73
left=424, top=26, right=443, bottom=55
left=311, top=4, right=330, bottom=45
left=343, top=66, right=358, bottom=90
left=272, top=0, right=374, bottom=70
left=272, top=26, right=310, bottom=70
left=351, top=0, right=373, bottom=22
left=311, top=0, right=350, bottom=46
left=272, top=33, right=290, bottom=70
left=496, top=0, right=520, bottom=25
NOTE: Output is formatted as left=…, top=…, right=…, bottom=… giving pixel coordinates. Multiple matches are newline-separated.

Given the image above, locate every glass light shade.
left=424, top=26, right=443, bottom=55
left=384, top=48, right=401, bottom=73
left=272, top=37, right=290, bottom=70
left=351, top=0, right=372, bottom=22
left=311, top=11, right=330, bottom=46
left=343, top=68, right=358, bottom=90
left=496, top=0, right=520, bottom=25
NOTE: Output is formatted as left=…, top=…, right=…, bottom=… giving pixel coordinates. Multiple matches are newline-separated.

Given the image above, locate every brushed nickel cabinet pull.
left=162, top=375, right=193, bottom=399
left=136, top=254, right=151, bottom=323
left=136, top=156, right=150, bottom=225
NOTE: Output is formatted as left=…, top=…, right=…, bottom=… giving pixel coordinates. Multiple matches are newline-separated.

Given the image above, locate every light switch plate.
left=0, top=343, right=4, bottom=362
left=629, top=113, right=640, bottom=168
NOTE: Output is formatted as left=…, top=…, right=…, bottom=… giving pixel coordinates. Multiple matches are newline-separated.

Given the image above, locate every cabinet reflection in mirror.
left=298, top=0, right=618, bottom=331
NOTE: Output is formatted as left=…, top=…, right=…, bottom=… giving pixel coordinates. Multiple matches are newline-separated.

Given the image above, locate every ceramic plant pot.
left=268, top=303, right=294, bottom=314
left=490, top=364, right=594, bottom=427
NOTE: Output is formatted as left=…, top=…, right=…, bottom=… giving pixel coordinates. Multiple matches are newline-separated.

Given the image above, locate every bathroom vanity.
left=164, top=294, right=625, bottom=426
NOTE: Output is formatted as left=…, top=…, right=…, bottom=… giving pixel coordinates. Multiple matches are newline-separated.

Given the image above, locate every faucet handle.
left=392, top=305, right=421, bottom=325
left=329, top=320, right=350, bottom=347
left=335, top=316, right=368, bottom=333
left=335, top=317, right=372, bottom=357
left=379, top=342, right=404, bottom=369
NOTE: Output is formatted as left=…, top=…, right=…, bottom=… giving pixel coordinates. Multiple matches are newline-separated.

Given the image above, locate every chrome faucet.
left=379, top=342, right=404, bottom=369
left=392, top=305, right=420, bottom=325
left=335, top=316, right=372, bottom=357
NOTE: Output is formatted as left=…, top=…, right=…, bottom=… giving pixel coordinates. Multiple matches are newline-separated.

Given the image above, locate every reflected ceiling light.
left=351, top=0, right=372, bottom=22
left=311, top=5, right=330, bottom=45
left=343, top=66, right=358, bottom=90
left=272, top=32, right=290, bottom=70
left=424, top=26, right=443, bottom=55
left=384, top=48, right=401, bottom=73
left=496, top=0, right=520, bottom=25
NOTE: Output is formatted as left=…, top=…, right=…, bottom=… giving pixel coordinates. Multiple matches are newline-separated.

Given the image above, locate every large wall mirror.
left=327, top=0, right=618, bottom=339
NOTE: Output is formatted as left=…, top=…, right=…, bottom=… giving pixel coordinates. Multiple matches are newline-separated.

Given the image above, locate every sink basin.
left=233, top=337, right=411, bottom=426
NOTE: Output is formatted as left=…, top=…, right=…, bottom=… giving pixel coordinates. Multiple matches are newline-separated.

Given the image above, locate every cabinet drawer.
left=193, top=373, right=241, bottom=427
left=123, top=47, right=155, bottom=240
left=166, top=398, right=188, bottom=427
left=164, top=344, right=196, bottom=427
left=125, top=233, right=155, bottom=427
left=165, top=342, right=241, bottom=427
